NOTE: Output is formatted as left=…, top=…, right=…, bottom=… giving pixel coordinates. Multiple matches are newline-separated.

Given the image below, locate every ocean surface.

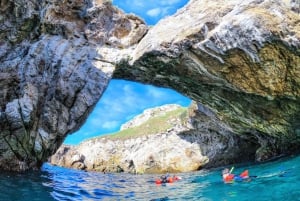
left=1, top=155, right=300, bottom=201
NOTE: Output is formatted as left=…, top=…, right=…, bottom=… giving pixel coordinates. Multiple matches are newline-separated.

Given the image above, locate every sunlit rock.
left=0, top=0, right=147, bottom=171
left=50, top=104, right=209, bottom=173
left=50, top=102, right=262, bottom=173
left=1, top=0, right=300, bottom=171
left=114, top=0, right=300, bottom=162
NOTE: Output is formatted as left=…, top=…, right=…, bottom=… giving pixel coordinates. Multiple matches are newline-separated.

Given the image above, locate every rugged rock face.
left=50, top=104, right=209, bottom=173
left=0, top=0, right=147, bottom=171
left=1, top=0, right=300, bottom=171
left=51, top=132, right=208, bottom=174
left=114, top=0, right=300, bottom=162
left=50, top=103, right=259, bottom=173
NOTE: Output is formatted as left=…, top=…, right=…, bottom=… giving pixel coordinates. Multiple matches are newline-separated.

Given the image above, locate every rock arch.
left=0, top=0, right=299, bottom=171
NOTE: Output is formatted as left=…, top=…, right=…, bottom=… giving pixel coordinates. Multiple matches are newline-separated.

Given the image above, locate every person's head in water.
left=222, top=168, right=229, bottom=175
left=222, top=168, right=230, bottom=179
left=160, top=175, right=167, bottom=183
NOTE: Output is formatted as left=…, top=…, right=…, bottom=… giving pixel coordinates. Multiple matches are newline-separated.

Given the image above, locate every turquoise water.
left=0, top=155, right=300, bottom=201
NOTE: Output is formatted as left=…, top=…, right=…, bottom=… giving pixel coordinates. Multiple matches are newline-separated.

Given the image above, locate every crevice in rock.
left=16, top=98, right=32, bottom=157
left=3, top=135, right=22, bottom=162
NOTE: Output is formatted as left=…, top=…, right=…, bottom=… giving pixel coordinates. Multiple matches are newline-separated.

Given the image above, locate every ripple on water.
left=1, top=155, right=300, bottom=201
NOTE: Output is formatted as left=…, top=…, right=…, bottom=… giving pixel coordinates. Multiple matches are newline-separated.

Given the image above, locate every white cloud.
left=160, top=0, right=181, bottom=6
left=113, top=0, right=188, bottom=24
left=122, top=83, right=135, bottom=94
left=130, top=0, right=145, bottom=8
left=102, top=121, right=119, bottom=129
left=147, top=8, right=162, bottom=17
left=146, top=85, right=169, bottom=99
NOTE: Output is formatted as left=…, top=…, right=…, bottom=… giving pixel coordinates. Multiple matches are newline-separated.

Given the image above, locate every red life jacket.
left=240, top=170, right=249, bottom=178
left=224, top=174, right=235, bottom=182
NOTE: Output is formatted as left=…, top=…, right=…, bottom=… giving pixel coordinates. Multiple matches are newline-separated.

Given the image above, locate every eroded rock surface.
left=50, top=103, right=259, bottom=173
left=0, top=0, right=146, bottom=171
left=114, top=0, right=300, bottom=162
left=51, top=133, right=208, bottom=174
left=1, top=0, right=300, bottom=171
left=50, top=104, right=208, bottom=173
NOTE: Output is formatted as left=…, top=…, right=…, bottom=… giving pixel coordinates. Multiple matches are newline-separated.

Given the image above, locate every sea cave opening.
left=52, top=79, right=198, bottom=173
left=63, top=79, right=192, bottom=145
left=51, top=78, right=261, bottom=174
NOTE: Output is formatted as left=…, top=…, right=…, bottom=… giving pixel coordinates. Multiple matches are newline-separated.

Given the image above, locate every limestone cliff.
left=50, top=104, right=208, bottom=173
left=50, top=103, right=258, bottom=173
left=114, top=0, right=300, bottom=161
left=0, top=0, right=147, bottom=171
left=1, top=0, right=300, bottom=171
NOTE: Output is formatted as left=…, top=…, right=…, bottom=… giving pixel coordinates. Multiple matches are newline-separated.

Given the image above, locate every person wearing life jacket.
left=222, top=168, right=234, bottom=183
left=222, top=167, right=249, bottom=183
left=155, top=174, right=181, bottom=184
left=155, top=175, right=168, bottom=184
left=161, top=175, right=168, bottom=183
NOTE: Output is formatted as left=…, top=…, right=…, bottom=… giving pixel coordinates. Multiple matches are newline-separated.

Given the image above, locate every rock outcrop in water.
left=50, top=104, right=208, bottom=173
left=50, top=103, right=258, bottom=173
left=0, top=0, right=300, bottom=171
left=0, top=0, right=147, bottom=171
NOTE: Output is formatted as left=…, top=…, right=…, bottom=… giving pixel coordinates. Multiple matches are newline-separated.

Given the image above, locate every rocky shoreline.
left=50, top=132, right=208, bottom=174
left=50, top=104, right=202, bottom=173
left=50, top=103, right=262, bottom=173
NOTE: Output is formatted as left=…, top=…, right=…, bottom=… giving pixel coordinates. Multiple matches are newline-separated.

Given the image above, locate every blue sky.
left=64, top=80, right=191, bottom=144
left=64, top=0, right=190, bottom=145
left=113, top=0, right=189, bottom=25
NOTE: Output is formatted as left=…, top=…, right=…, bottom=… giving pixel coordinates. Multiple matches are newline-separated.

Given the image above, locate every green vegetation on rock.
left=91, top=107, right=188, bottom=141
